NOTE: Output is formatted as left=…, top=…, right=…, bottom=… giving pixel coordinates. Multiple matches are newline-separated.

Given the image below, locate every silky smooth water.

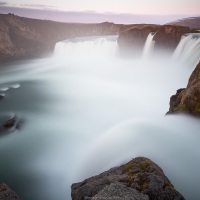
left=0, top=36, right=200, bottom=200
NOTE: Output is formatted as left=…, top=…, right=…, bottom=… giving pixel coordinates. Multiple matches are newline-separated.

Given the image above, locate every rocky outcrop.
left=117, top=24, right=160, bottom=56
left=153, top=25, right=191, bottom=52
left=117, top=24, right=193, bottom=57
left=0, top=183, right=21, bottom=200
left=71, top=157, right=185, bottom=200
left=168, top=61, right=200, bottom=116
left=0, top=116, right=23, bottom=135
left=0, top=14, right=133, bottom=63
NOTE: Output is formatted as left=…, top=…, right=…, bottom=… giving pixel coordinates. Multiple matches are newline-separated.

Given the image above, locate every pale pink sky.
left=0, top=0, right=200, bottom=24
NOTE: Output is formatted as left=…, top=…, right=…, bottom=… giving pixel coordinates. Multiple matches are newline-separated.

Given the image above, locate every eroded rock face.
left=117, top=24, right=192, bottom=57
left=0, top=14, right=133, bottom=63
left=71, top=157, right=185, bottom=200
left=91, top=183, right=149, bottom=200
left=153, top=25, right=191, bottom=52
left=117, top=24, right=160, bottom=57
left=0, top=183, right=21, bottom=200
left=168, top=61, right=200, bottom=116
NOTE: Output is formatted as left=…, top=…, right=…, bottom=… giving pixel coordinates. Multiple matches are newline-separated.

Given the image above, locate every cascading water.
left=0, top=35, right=200, bottom=200
left=173, top=33, right=200, bottom=66
left=54, top=36, right=119, bottom=59
left=142, top=32, right=155, bottom=59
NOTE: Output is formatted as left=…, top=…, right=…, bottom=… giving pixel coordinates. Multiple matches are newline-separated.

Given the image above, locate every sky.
left=0, top=0, right=200, bottom=24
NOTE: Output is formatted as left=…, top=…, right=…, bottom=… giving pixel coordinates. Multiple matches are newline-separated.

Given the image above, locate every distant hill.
left=168, top=17, right=200, bottom=29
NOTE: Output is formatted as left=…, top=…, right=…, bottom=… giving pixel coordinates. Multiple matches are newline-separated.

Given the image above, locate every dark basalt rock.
left=0, top=116, right=23, bottom=135
left=71, top=157, right=185, bottom=200
left=0, top=94, right=4, bottom=100
left=2, top=117, right=16, bottom=129
left=168, top=61, right=200, bottom=116
left=0, top=183, right=21, bottom=200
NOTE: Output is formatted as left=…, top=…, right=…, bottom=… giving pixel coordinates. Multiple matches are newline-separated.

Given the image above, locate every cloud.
left=20, top=4, right=57, bottom=10
left=0, top=5, right=195, bottom=25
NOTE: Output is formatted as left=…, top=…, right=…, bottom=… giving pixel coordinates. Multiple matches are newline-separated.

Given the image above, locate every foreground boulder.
left=168, top=61, right=200, bottom=116
left=0, top=183, right=21, bottom=200
left=71, top=157, right=184, bottom=200
left=0, top=116, right=23, bottom=135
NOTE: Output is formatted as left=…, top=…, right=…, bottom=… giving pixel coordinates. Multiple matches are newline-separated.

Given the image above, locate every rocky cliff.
left=168, top=61, right=200, bottom=116
left=117, top=24, right=160, bottom=56
left=0, top=183, right=21, bottom=200
left=71, top=157, right=185, bottom=200
left=117, top=24, right=194, bottom=57
left=0, top=13, right=133, bottom=63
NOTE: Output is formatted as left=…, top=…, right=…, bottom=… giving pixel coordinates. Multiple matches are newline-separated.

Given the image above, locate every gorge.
left=0, top=14, right=200, bottom=200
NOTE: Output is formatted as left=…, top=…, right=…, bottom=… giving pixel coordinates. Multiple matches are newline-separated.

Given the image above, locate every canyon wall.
left=0, top=13, right=133, bottom=63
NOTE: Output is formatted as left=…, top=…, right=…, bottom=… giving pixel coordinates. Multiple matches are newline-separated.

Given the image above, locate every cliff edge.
left=0, top=13, right=132, bottom=63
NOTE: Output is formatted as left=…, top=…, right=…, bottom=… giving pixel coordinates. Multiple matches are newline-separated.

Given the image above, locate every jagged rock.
left=71, top=157, right=185, bottom=200
left=0, top=183, right=21, bottom=200
left=91, top=183, right=149, bottom=200
left=0, top=116, right=23, bottom=135
left=2, top=117, right=16, bottom=129
left=0, top=94, right=4, bottom=100
left=168, top=61, right=200, bottom=116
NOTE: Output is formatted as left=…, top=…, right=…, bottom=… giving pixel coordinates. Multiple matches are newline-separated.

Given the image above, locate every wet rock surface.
left=71, top=157, right=185, bottom=200
left=0, top=183, right=21, bottom=200
left=168, top=61, right=200, bottom=116
left=0, top=116, right=21, bottom=136
left=0, top=116, right=23, bottom=135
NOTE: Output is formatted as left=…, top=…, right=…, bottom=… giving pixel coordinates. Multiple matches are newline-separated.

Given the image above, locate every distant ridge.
left=168, top=16, right=200, bottom=29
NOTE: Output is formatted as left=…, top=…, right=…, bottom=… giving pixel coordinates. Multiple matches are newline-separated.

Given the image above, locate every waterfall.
left=2, top=34, right=200, bottom=200
left=172, top=33, right=200, bottom=66
left=54, top=35, right=119, bottom=59
left=54, top=33, right=200, bottom=66
left=142, top=32, right=155, bottom=59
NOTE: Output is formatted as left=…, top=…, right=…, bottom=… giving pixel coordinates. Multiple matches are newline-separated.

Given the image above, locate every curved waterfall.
left=173, top=33, right=200, bottom=66
left=54, top=35, right=119, bottom=59
left=54, top=33, right=200, bottom=66
left=0, top=34, right=200, bottom=200
left=142, top=32, right=155, bottom=59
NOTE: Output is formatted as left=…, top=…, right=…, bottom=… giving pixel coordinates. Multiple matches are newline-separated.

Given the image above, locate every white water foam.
left=0, top=35, right=200, bottom=200
left=173, top=33, right=200, bottom=66
left=142, top=32, right=155, bottom=59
